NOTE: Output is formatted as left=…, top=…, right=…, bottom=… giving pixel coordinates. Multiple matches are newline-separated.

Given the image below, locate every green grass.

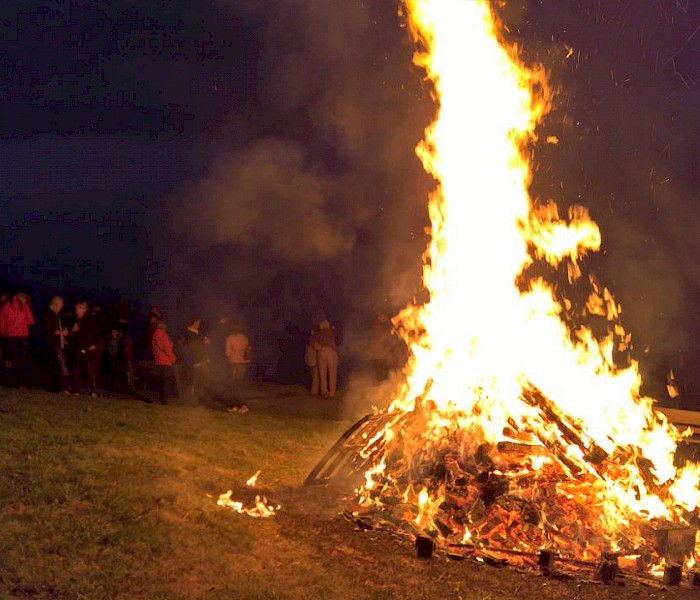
left=0, top=389, right=352, bottom=599
left=0, top=389, right=694, bottom=600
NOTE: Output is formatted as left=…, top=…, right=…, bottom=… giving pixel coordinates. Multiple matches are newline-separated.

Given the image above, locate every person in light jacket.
left=42, top=296, right=70, bottom=394
left=311, top=320, right=339, bottom=398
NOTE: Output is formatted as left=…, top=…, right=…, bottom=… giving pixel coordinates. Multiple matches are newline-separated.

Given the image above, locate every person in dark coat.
left=69, top=301, right=99, bottom=395
left=119, top=322, right=136, bottom=390
left=304, top=326, right=320, bottom=395
left=90, top=304, right=108, bottom=388
left=175, top=315, right=209, bottom=404
left=42, top=296, right=70, bottom=394
left=145, top=306, right=163, bottom=357
left=105, top=328, right=125, bottom=391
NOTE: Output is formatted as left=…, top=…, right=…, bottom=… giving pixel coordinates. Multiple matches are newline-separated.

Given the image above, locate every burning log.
left=521, top=386, right=608, bottom=468
left=594, top=552, right=619, bottom=584
left=621, top=572, right=668, bottom=590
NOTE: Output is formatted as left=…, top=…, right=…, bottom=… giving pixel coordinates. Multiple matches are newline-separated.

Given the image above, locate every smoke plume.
left=169, top=0, right=700, bottom=397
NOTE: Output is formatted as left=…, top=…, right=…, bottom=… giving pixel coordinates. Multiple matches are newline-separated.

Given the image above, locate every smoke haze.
left=163, top=0, right=700, bottom=394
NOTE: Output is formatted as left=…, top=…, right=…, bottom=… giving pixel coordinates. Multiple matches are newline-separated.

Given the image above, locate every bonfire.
left=352, top=0, right=700, bottom=576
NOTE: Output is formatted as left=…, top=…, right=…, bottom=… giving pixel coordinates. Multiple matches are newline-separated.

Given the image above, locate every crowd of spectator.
left=1, top=291, right=137, bottom=396
left=146, top=309, right=253, bottom=412
left=0, top=289, right=344, bottom=411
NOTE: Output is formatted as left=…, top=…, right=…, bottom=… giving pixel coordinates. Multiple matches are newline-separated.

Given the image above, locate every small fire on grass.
left=246, top=470, right=262, bottom=487
left=217, top=490, right=279, bottom=518
left=216, top=471, right=280, bottom=518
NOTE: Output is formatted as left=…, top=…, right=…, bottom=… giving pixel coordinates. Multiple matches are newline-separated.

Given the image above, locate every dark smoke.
left=169, top=0, right=431, bottom=380
left=169, top=0, right=700, bottom=401
left=182, top=138, right=355, bottom=262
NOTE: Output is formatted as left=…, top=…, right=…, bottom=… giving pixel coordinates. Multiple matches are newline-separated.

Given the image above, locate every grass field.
left=0, top=387, right=698, bottom=600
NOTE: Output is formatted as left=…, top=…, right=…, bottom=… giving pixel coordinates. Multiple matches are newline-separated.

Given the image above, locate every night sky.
left=1, top=0, right=699, bottom=393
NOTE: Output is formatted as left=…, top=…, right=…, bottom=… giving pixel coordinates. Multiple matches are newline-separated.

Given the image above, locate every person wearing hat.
left=175, top=315, right=209, bottom=405
left=311, top=319, right=339, bottom=398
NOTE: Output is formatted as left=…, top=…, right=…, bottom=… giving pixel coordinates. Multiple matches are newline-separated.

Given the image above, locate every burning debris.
left=246, top=470, right=262, bottom=487
left=320, top=0, right=700, bottom=583
left=217, top=490, right=279, bottom=518
left=347, top=401, right=699, bottom=572
left=216, top=472, right=280, bottom=518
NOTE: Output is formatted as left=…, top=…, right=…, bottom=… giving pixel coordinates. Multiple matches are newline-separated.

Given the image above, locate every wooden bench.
left=657, top=407, right=700, bottom=445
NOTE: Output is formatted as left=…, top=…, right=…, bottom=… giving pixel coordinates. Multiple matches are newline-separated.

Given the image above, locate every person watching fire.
left=42, top=296, right=70, bottom=394
left=304, top=326, right=320, bottom=395
left=311, top=319, right=339, bottom=398
left=70, top=301, right=99, bottom=396
left=224, top=321, right=250, bottom=413
left=151, top=319, right=177, bottom=404
left=0, top=292, right=35, bottom=389
left=175, top=315, right=209, bottom=405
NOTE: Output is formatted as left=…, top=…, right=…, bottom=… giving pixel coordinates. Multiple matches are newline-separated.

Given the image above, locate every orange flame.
left=217, top=490, right=279, bottom=518
left=358, top=0, right=700, bottom=560
left=246, top=470, right=262, bottom=487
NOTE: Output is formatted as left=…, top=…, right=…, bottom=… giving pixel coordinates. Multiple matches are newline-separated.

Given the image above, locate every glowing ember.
left=246, top=470, right=262, bottom=487
left=355, top=0, right=700, bottom=569
left=217, top=490, right=279, bottom=518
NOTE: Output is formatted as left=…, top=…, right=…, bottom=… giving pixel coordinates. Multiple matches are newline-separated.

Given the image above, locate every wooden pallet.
left=304, top=412, right=393, bottom=486
left=305, top=406, right=700, bottom=486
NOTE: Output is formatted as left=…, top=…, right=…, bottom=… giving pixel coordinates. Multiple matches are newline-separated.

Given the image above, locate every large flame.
left=358, top=0, right=700, bottom=562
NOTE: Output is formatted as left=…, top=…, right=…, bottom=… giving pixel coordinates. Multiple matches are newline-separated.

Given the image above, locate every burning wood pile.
left=328, top=0, right=700, bottom=586
left=346, top=397, right=699, bottom=582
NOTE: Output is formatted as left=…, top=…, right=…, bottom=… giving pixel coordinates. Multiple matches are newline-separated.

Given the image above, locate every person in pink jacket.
left=0, top=292, right=35, bottom=388
left=151, top=320, right=177, bottom=403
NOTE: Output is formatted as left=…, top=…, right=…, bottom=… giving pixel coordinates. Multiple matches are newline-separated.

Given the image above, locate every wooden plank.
left=655, top=407, right=700, bottom=445
left=657, top=407, right=700, bottom=428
